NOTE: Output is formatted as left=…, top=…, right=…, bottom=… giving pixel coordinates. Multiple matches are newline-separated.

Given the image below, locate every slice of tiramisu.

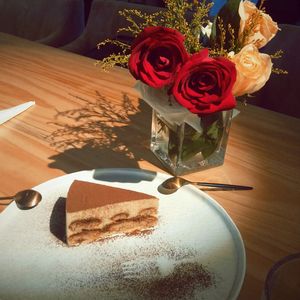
left=66, top=180, right=159, bottom=246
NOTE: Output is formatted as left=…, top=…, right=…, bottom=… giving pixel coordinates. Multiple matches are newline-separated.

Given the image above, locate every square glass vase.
left=150, top=109, right=233, bottom=175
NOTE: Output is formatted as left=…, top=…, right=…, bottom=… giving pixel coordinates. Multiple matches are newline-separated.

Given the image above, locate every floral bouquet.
left=97, top=0, right=284, bottom=175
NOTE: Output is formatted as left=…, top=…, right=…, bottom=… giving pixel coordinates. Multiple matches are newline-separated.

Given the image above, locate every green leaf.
left=167, top=113, right=226, bottom=163
left=200, top=111, right=221, bottom=130
left=206, top=120, right=219, bottom=140
left=181, top=135, right=217, bottom=161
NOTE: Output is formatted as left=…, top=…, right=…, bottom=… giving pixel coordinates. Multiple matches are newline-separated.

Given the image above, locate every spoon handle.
left=0, top=196, right=14, bottom=200
left=193, top=182, right=253, bottom=191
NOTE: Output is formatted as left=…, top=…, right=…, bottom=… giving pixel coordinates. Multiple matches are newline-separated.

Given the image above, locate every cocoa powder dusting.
left=124, top=261, right=215, bottom=299
left=94, top=246, right=217, bottom=300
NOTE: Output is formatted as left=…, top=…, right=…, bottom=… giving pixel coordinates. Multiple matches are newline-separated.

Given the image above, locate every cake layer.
left=66, top=180, right=159, bottom=246
left=66, top=180, right=156, bottom=213
left=68, top=215, right=157, bottom=246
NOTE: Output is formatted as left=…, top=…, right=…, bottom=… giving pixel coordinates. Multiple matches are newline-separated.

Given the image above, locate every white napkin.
left=0, top=101, right=35, bottom=125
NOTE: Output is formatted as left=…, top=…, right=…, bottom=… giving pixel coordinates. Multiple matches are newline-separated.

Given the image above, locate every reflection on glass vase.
left=150, top=109, right=233, bottom=175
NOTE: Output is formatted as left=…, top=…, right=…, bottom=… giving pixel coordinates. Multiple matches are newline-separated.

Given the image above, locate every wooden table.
left=1, top=33, right=300, bottom=299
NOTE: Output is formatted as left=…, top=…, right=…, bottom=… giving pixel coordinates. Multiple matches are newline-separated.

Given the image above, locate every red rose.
left=171, top=49, right=237, bottom=116
left=129, top=26, right=189, bottom=89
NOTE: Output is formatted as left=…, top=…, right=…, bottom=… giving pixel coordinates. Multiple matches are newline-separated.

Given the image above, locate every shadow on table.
left=47, top=91, right=161, bottom=174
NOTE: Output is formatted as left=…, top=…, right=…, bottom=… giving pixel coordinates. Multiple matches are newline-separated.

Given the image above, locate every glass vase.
left=150, top=109, right=233, bottom=175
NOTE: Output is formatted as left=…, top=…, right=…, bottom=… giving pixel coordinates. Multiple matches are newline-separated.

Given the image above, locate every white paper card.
left=0, top=101, right=35, bottom=125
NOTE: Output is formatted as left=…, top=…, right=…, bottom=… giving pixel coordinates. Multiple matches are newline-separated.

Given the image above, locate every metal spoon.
left=0, top=189, right=42, bottom=210
left=158, top=176, right=253, bottom=194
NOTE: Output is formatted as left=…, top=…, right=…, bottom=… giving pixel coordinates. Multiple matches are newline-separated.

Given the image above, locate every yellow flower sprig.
left=270, top=49, right=284, bottom=59
left=268, top=50, right=288, bottom=74
left=97, top=38, right=131, bottom=52
left=96, top=52, right=130, bottom=70
left=96, top=39, right=131, bottom=70
left=96, top=0, right=283, bottom=79
left=96, top=0, right=213, bottom=69
left=238, top=7, right=263, bottom=50
left=209, top=17, right=237, bottom=57
left=118, top=9, right=164, bottom=38
left=182, top=0, right=213, bottom=53
left=145, top=0, right=213, bottom=53
left=272, top=67, right=288, bottom=75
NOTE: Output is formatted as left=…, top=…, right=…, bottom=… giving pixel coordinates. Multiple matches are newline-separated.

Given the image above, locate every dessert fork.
left=122, top=256, right=193, bottom=280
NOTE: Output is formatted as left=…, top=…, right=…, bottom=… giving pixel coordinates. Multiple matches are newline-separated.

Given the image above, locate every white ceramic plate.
left=0, top=168, right=246, bottom=300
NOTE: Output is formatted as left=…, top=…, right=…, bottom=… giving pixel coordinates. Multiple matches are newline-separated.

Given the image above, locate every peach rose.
left=238, top=0, right=279, bottom=49
left=230, top=44, right=272, bottom=96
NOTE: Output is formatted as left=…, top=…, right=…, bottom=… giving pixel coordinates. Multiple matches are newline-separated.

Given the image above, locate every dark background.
left=83, top=0, right=300, bottom=25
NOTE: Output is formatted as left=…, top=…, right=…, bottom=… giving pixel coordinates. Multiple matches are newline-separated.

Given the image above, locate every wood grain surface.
left=1, top=33, right=300, bottom=299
